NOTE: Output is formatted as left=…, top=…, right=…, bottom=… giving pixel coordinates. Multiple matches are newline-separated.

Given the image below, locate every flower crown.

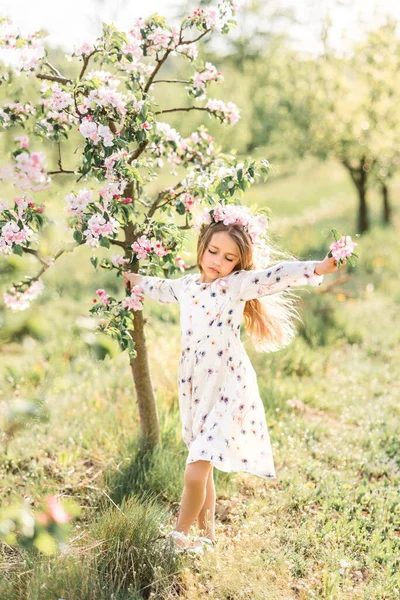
left=194, top=203, right=271, bottom=263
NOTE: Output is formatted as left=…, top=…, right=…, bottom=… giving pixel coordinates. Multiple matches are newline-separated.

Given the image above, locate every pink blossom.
left=175, top=255, right=186, bottom=271
left=96, top=288, right=111, bottom=305
left=156, top=122, right=181, bottom=142
left=3, top=280, right=45, bottom=311
left=181, top=192, right=199, bottom=212
left=206, top=98, right=240, bottom=125
left=131, top=235, right=153, bottom=260
left=0, top=221, right=34, bottom=253
left=79, top=117, right=115, bottom=147
left=194, top=202, right=268, bottom=249
left=177, top=44, right=198, bottom=60
left=111, top=255, right=130, bottom=267
left=330, top=236, right=357, bottom=261
left=74, top=41, right=95, bottom=56
left=79, top=117, right=99, bottom=142
left=44, top=496, right=71, bottom=524
left=86, top=83, right=127, bottom=117
left=99, top=180, right=127, bottom=203
left=83, top=213, right=120, bottom=248
left=65, top=189, right=94, bottom=216
left=121, top=285, right=145, bottom=311
left=14, top=135, right=29, bottom=148
left=97, top=124, right=114, bottom=147
left=42, top=83, right=73, bottom=111
left=152, top=239, right=169, bottom=257
left=147, top=27, right=173, bottom=52
left=2, top=150, right=50, bottom=191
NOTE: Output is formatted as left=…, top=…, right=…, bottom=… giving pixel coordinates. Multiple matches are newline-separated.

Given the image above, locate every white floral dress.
left=140, top=261, right=324, bottom=479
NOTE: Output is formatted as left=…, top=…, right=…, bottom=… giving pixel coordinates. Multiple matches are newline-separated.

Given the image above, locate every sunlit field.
left=1, top=155, right=399, bottom=599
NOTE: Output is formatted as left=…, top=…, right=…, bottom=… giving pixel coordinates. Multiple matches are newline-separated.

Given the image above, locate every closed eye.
left=208, top=249, right=233, bottom=262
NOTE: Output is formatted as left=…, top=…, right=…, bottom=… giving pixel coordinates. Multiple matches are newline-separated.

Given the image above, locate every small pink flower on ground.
left=44, top=495, right=71, bottom=524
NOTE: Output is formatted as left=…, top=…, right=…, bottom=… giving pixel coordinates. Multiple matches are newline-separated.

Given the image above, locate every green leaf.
left=176, top=201, right=186, bottom=216
left=330, top=228, right=341, bottom=242
left=99, top=237, right=110, bottom=249
left=12, top=244, right=23, bottom=256
left=347, top=256, right=356, bottom=267
left=90, top=256, right=98, bottom=269
left=73, top=230, right=83, bottom=244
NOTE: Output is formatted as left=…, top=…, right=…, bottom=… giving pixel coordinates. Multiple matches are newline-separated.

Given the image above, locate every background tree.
left=272, top=18, right=400, bottom=233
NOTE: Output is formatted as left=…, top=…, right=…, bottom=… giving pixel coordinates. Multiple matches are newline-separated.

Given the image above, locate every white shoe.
left=188, top=536, right=216, bottom=554
left=164, top=530, right=190, bottom=554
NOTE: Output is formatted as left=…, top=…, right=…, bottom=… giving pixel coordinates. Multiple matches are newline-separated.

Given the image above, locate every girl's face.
left=200, top=231, right=241, bottom=281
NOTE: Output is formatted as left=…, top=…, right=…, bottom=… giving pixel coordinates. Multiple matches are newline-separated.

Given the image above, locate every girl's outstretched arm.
left=124, top=272, right=184, bottom=305
left=230, top=254, right=344, bottom=302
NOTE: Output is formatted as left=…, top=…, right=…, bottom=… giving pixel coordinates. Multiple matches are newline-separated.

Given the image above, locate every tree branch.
left=152, top=78, right=190, bottom=84
left=144, top=49, right=172, bottom=94
left=47, top=169, right=75, bottom=175
left=147, top=181, right=184, bottom=218
left=43, top=61, right=64, bottom=77
left=22, top=247, right=52, bottom=267
left=109, top=238, right=127, bottom=249
left=180, top=29, right=211, bottom=45
left=37, top=74, right=72, bottom=85
left=128, top=140, right=149, bottom=164
left=155, top=106, right=210, bottom=115
left=79, top=49, right=100, bottom=80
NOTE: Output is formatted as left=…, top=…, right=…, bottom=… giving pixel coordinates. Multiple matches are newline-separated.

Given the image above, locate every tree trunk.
left=381, top=181, right=391, bottom=224
left=342, top=160, right=370, bottom=233
left=129, top=310, right=161, bottom=450
left=357, top=175, right=369, bottom=233
left=123, top=200, right=161, bottom=451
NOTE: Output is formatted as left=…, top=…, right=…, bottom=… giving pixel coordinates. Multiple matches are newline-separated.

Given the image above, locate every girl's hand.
left=315, top=254, right=346, bottom=275
left=123, top=272, right=143, bottom=289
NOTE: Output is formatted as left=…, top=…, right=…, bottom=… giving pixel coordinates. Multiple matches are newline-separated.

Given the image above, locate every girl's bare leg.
left=196, top=466, right=216, bottom=541
left=174, top=460, right=212, bottom=540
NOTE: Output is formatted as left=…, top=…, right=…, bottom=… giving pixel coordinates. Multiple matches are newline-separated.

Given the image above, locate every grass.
left=0, top=157, right=399, bottom=599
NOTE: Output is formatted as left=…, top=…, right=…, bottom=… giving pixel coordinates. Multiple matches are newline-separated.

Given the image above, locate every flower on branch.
left=0, top=18, right=46, bottom=73
left=1, top=149, right=50, bottom=191
left=73, top=41, right=96, bottom=57
left=112, top=255, right=130, bottom=267
left=176, top=43, right=198, bottom=61
left=3, top=279, right=45, bottom=311
left=95, top=288, right=111, bottom=305
left=79, top=117, right=115, bottom=147
left=83, top=213, right=120, bottom=248
left=121, top=285, right=145, bottom=311
left=0, top=102, right=36, bottom=128
left=175, top=255, right=187, bottom=271
left=188, top=62, right=223, bottom=99
left=184, top=2, right=237, bottom=34
left=65, top=189, right=94, bottom=216
left=205, top=98, right=240, bottom=125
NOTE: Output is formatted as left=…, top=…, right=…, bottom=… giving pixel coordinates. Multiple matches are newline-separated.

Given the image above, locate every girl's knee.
left=184, top=460, right=212, bottom=486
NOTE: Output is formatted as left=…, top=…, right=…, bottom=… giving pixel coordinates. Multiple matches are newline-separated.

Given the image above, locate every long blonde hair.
left=196, top=221, right=301, bottom=353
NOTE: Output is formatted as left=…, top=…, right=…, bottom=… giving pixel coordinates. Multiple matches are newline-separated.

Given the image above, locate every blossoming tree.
left=0, top=3, right=270, bottom=448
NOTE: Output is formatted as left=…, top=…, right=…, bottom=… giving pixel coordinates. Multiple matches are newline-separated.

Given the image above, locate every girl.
left=124, top=203, right=345, bottom=554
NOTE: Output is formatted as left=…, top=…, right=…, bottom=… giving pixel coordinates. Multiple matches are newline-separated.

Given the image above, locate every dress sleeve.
left=231, top=260, right=324, bottom=302
left=139, top=275, right=184, bottom=305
